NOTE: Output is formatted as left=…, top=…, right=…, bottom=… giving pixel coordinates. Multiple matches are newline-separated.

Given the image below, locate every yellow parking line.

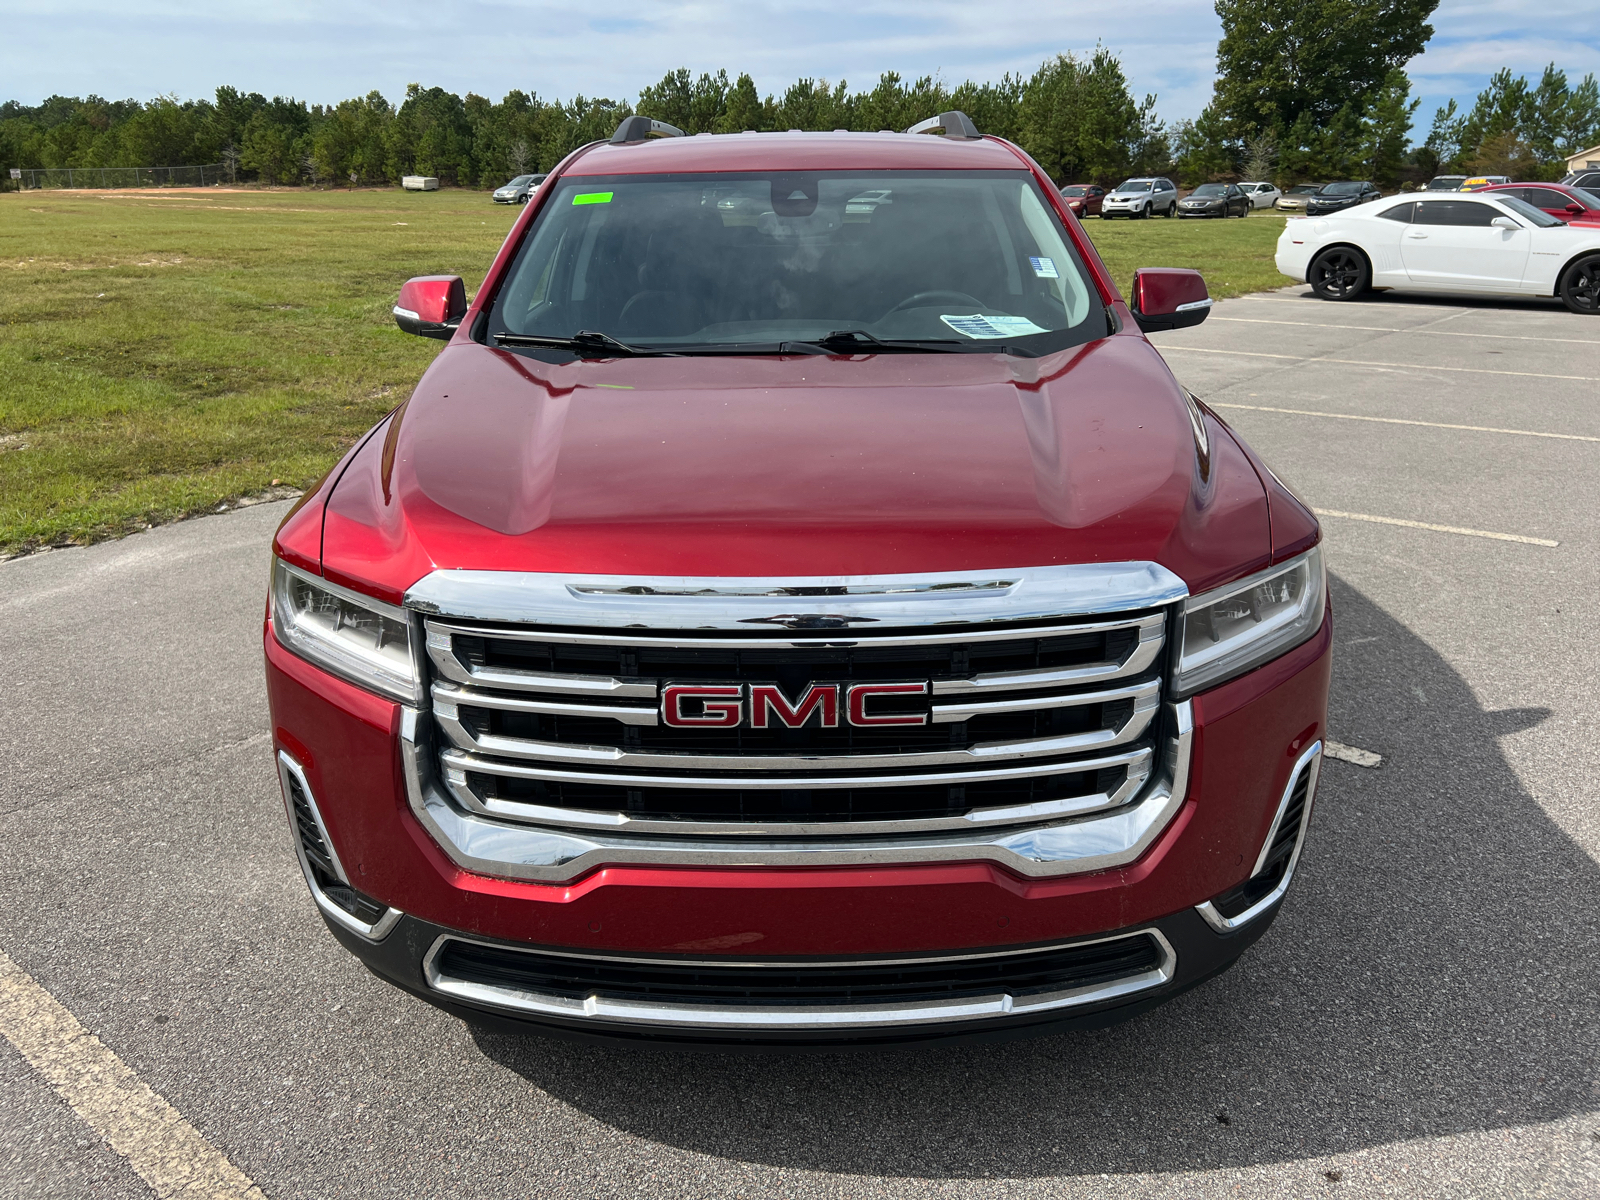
left=1210, top=316, right=1600, bottom=347
left=1212, top=403, right=1600, bottom=443
left=1313, top=509, right=1559, bottom=546
left=1160, top=344, right=1600, bottom=382
left=0, top=949, right=265, bottom=1200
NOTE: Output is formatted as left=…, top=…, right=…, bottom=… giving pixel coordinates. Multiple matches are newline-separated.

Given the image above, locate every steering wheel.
left=882, top=290, right=986, bottom=317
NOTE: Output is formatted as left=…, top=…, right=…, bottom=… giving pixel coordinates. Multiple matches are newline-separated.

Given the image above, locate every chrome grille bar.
left=432, top=680, right=1158, bottom=771
left=440, top=746, right=1150, bottom=835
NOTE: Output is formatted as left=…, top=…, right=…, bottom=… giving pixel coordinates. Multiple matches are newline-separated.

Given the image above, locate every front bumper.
left=264, top=610, right=1331, bottom=1045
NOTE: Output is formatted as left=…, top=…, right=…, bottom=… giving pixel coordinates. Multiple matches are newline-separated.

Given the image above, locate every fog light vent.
left=276, top=752, right=400, bottom=939
left=1197, top=742, right=1322, bottom=933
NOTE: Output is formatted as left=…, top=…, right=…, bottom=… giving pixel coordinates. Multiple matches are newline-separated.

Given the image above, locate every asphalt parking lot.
left=2, top=286, right=1597, bottom=1200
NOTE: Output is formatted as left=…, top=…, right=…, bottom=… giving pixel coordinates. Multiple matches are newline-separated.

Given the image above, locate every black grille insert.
left=435, top=933, right=1165, bottom=1009
left=469, top=761, right=1133, bottom=823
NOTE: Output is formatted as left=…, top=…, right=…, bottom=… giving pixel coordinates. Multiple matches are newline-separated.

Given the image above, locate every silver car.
left=1239, top=181, right=1281, bottom=209
left=493, top=174, right=546, bottom=204
left=1101, top=177, right=1179, bottom=219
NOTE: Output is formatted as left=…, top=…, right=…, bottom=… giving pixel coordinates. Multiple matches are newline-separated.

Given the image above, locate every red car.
left=268, top=110, right=1330, bottom=1047
left=1476, top=181, right=1600, bottom=224
left=1058, top=183, right=1104, bottom=217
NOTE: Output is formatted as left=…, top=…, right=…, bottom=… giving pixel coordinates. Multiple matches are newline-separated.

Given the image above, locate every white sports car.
left=1275, top=192, right=1600, bottom=314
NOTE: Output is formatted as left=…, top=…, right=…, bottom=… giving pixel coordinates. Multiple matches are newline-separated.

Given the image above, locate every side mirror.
left=1566, top=203, right=1585, bottom=215
left=1130, top=267, right=1212, bottom=334
left=1490, top=215, right=1519, bottom=230
left=394, top=275, right=467, bottom=339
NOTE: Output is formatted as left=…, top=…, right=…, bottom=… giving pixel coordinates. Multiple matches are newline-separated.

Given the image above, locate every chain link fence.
left=14, top=164, right=226, bottom=189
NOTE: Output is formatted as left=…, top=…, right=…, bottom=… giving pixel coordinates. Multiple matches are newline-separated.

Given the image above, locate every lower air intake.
left=425, top=929, right=1177, bottom=1034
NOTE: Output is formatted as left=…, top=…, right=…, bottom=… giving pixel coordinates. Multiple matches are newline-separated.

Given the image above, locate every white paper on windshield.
left=1029, top=256, right=1059, bottom=278
left=940, top=314, right=1049, bottom=340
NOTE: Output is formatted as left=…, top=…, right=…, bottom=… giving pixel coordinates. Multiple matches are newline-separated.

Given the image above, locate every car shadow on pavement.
left=1277, top=285, right=1568, bottom=314
left=470, top=574, right=1598, bottom=1178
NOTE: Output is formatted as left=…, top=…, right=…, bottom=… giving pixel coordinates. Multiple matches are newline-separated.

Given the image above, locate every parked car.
left=1101, top=176, right=1179, bottom=218
left=272, top=110, right=1333, bottom=1048
left=1562, top=169, right=1600, bottom=192
left=1058, top=183, right=1105, bottom=217
left=1179, top=182, right=1252, bottom=218
left=1305, top=181, right=1383, bottom=215
left=1276, top=191, right=1600, bottom=313
left=1239, top=181, right=1281, bottom=209
left=1275, top=184, right=1322, bottom=212
left=1475, top=181, right=1600, bottom=224
left=1422, top=175, right=1469, bottom=191
left=493, top=173, right=546, bottom=204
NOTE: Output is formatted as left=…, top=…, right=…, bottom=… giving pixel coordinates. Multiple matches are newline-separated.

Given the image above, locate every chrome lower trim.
left=399, top=701, right=1192, bottom=882
left=420, top=929, right=1177, bottom=1032
left=440, top=745, right=1153, bottom=835
left=1195, top=740, right=1322, bottom=933
left=406, top=564, right=1188, bottom=631
left=275, top=751, right=402, bottom=942
left=430, top=681, right=1158, bottom=771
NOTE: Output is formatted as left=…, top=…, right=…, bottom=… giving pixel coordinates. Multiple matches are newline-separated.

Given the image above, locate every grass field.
left=0, top=189, right=1291, bottom=555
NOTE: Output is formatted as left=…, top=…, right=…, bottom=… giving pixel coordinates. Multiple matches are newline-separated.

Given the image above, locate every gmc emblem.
left=661, top=682, right=929, bottom=729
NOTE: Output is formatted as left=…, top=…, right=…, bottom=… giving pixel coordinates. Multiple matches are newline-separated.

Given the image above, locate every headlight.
left=271, top=559, right=419, bottom=702
left=1174, top=546, right=1325, bottom=697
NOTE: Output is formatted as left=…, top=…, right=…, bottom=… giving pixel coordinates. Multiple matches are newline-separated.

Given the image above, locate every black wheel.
left=1165, top=202, right=1177, bottom=217
left=1558, top=256, right=1600, bottom=314
left=1101, top=211, right=1113, bottom=219
left=1239, top=202, right=1249, bottom=217
left=1135, top=203, right=1149, bottom=219
left=1308, top=247, right=1369, bottom=300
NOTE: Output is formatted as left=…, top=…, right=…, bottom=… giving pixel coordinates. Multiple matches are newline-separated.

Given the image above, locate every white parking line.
left=1212, top=403, right=1600, bottom=443
left=0, top=949, right=265, bottom=1200
left=1160, top=344, right=1600, bottom=382
left=1313, top=508, right=1559, bottom=546
left=1210, top=316, right=1600, bottom=347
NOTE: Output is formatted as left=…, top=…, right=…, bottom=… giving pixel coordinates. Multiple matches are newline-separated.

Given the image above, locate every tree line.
left=5, top=3, right=1599, bottom=193
left=0, top=53, right=1166, bottom=192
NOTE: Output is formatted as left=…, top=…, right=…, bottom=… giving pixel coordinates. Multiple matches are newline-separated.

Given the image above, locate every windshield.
left=1190, top=184, right=1226, bottom=197
left=1495, top=196, right=1563, bottom=227
left=1059, top=186, right=1088, bottom=197
left=1289, top=185, right=1319, bottom=195
left=1115, top=180, right=1153, bottom=192
left=505, top=176, right=533, bottom=186
left=489, top=170, right=1107, bottom=355
left=1320, top=182, right=1364, bottom=196
left=1427, top=177, right=1464, bottom=189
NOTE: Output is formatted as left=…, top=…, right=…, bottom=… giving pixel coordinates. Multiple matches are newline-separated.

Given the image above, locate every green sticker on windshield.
left=572, top=191, right=613, bottom=206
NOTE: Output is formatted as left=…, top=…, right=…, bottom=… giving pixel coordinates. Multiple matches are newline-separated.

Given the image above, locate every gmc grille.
left=420, top=606, right=1172, bottom=836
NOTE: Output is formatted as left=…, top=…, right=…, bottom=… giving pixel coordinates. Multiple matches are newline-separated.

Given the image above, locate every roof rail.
left=904, top=111, right=981, bottom=139
left=610, top=116, right=686, bottom=145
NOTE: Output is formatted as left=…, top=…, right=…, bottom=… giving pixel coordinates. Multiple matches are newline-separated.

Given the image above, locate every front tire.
left=1308, top=247, right=1370, bottom=301
left=1558, top=256, right=1600, bottom=314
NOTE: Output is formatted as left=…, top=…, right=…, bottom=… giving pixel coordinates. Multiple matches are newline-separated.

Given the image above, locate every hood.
left=315, top=334, right=1272, bottom=603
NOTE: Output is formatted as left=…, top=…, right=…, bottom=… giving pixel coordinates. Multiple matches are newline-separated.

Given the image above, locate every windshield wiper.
left=494, top=330, right=651, bottom=357
left=780, top=330, right=967, bottom=354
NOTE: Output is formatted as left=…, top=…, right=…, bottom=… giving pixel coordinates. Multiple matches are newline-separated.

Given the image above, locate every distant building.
left=1566, top=145, right=1600, bottom=173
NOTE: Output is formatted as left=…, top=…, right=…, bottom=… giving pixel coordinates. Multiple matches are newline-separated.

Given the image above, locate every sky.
left=4, top=0, right=1600, bottom=144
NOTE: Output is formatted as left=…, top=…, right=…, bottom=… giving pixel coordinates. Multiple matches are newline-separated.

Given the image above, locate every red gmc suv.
left=265, top=111, right=1330, bottom=1047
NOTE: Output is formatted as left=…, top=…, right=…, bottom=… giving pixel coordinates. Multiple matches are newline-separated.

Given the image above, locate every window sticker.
left=1029, top=256, right=1059, bottom=279
left=572, top=192, right=614, bottom=206
left=940, top=314, right=1050, bottom=340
